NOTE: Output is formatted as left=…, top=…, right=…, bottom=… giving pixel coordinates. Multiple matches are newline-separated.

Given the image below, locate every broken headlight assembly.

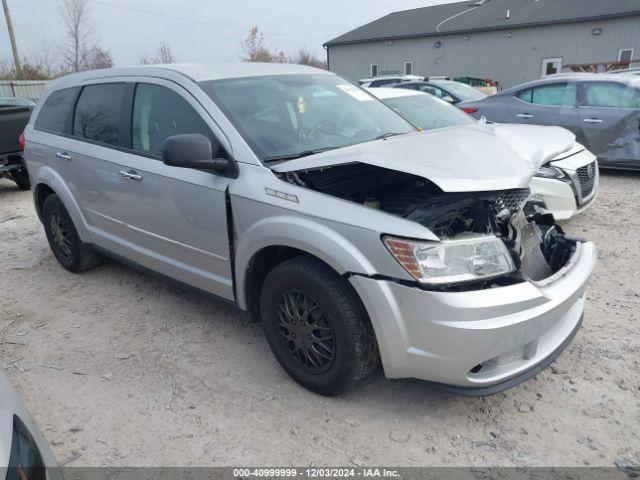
left=535, top=164, right=565, bottom=179
left=384, top=235, right=516, bottom=285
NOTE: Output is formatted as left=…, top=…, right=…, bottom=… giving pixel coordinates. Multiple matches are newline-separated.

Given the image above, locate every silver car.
left=24, top=63, right=597, bottom=396
left=0, top=371, right=60, bottom=479
left=459, top=73, right=640, bottom=170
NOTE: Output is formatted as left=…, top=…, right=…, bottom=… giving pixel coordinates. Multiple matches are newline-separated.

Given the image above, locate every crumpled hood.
left=273, top=123, right=576, bottom=192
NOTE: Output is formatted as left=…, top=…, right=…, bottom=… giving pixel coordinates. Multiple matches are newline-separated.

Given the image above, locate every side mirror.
left=442, top=95, right=455, bottom=103
left=162, top=134, right=239, bottom=179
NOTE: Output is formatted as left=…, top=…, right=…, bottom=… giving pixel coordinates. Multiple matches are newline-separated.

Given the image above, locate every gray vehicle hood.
left=273, top=123, right=575, bottom=192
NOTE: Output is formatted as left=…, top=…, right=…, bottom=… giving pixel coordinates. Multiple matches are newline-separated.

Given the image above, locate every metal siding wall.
left=328, top=16, right=640, bottom=88
left=0, top=81, right=48, bottom=100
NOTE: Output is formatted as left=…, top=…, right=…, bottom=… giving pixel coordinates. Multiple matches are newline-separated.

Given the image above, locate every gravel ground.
left=0, top=172, right=638, bottom=468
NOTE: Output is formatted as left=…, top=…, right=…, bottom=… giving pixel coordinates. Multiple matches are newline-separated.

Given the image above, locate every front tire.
left=42, top=194, right=101, bottom=273
left=260, top=256, right=379, bottom=396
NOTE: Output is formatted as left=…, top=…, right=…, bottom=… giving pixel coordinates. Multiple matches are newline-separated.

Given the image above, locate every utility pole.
left=2, top=0, right=23, bottom=79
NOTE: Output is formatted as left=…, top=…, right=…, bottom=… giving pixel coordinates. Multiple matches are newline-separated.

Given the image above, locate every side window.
left=132, top=83, right=217, bottom=157
left=530, top=83, right=576, bottom=106
left=420, top=85, right=444, bottom=98
left=582, top=82, right=640, bottom=108
left=73, top=83, right=125, bottom=145
left=517, top=89, right=533, bottom=103
left=34, top=87, right=79, bottom=134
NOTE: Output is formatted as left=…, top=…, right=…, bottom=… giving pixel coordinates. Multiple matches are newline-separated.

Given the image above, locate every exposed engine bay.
left=279, top=163, right=579, bottom=285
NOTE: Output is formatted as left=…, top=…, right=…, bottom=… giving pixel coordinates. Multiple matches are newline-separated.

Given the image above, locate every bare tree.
left=86, top=46, right=113, bottom=70
left=242, top=26, right=285, bottom=63
left=0, top=57, right=14, bottom=80
left=59, top=0, right=93, bottom=72
left=27, top=40, right=61, bottom=78
left=291, top=47, right=327, bottom=69
left=1, top=40, right=66, bottom=80
left=241, top=27, right=325, bottom=68
left=139, top=42, right=178, bottom=65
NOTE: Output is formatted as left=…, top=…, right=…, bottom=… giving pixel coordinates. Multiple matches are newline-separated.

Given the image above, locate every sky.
left=0, top=0, right=459, bottom=67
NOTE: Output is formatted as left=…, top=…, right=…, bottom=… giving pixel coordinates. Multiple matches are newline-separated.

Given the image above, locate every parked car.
left=459, top=74, right=640, bottom=170
left=368, top=88, right=599, bottom=220
left=394, top=79, right=488, bottom=104
left=0, top=370, right=61, bottom=479
left=0, top=98, right=32, bottom=189
left=358, top=74, right=424, bottom=88
left=24, top=63, right=596, bottom=396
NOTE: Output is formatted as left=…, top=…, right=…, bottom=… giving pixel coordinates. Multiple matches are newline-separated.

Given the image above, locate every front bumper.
left=531, top=176, right=597, bottom=221
left=349, top=241, right=597, bottom=394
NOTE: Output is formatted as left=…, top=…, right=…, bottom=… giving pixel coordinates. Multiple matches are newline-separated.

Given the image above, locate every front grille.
left=576, top=162, right=597, bottom=198
left=490, top=188, right=531, bottom=215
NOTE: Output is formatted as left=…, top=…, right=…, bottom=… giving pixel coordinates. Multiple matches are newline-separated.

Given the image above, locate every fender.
left=33, top=166, right=92, bottom=243
left=234, top=215, right=379, bottom=310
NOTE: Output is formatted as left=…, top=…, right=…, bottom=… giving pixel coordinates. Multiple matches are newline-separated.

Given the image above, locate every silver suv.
left=24, top=63, right=597, bottom=396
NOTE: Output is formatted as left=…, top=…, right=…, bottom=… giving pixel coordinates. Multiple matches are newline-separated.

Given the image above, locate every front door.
left=509, top=82, right=579, bottom=132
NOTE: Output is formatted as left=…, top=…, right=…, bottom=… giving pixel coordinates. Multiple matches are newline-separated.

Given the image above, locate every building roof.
left=325, top=0, right=640, bottom=46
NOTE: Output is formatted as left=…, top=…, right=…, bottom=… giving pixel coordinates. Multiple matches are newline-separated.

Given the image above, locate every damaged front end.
left=278, top=162, right=579, bottom=289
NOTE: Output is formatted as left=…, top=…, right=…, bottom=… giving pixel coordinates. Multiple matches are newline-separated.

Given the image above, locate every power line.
left=91, top=0, right=327, bottom=42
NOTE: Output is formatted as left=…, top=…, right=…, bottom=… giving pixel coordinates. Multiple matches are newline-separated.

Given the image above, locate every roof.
left=325, top=0, right=640, bottom=46
left=499, top=72, right=640, bottom=94
left=359, top=74, right=424, bottom=82
left=46, top=62, right=330, bottom=90
left=365, top=87, right=427, bottom=99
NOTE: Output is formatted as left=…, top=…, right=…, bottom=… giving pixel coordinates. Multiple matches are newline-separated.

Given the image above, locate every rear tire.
left=42, top=194, right=101, bottom=273
left=260, top=255, right=379, bottom=396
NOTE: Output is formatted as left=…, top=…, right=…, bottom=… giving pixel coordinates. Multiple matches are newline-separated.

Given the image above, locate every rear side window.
left=582, top=82, right=640, bottom=108
left=419, top=84, right=446, bottom=98
left=34, top=87, right=78, bottom=134
left=518, top=83, right=576, bottom=106
left=73, top=83, right=125, bottom=146
left=132, top=83, right=215, bottom=156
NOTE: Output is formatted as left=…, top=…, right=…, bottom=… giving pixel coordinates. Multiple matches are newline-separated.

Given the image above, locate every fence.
left=0, top=80, right=49, bottom=101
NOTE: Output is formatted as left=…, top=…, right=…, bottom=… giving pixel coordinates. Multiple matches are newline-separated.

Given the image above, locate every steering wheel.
left=298, top=121, right=344, bottom=141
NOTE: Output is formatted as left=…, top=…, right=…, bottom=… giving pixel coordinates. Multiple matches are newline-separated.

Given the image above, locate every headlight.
left=535, top=165, right=565, bottom=179
left=384, top=235, right=516, bottom=285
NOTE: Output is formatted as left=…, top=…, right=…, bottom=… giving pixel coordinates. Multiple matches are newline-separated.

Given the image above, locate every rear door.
left=508, top=82, right=579, bottom=130
left=576, top=81, right=640, bottom=157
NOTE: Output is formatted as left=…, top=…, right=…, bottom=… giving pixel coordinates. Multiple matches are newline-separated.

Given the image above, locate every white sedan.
left=368, top=87, right=599, bottom=220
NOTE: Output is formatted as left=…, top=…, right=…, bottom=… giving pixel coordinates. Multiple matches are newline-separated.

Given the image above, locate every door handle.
left=55, top=152, right=72, bottom=161
left=583, top=118, right=603, bottom=124
left=119, top=170, right=142, bottom=181
left=517, top=113, right=533, bottom=119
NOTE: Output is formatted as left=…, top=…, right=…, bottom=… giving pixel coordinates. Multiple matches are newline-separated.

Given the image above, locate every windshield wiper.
left=375, top=132, right=404, bottom=140
left=263, top=147, right=337, bottom=164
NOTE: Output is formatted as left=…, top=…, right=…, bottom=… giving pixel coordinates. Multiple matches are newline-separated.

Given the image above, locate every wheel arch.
left=32, top=167, right=91, bottom=243
left=235, top=216, right=378, bottom=316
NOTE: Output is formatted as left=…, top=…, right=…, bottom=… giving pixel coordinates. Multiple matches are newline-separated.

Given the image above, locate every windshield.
left=438, top=82, right=487, bottom=101
left=383, top=94, right=477, bottom=130
left=199, top=74, right=415, bottom=162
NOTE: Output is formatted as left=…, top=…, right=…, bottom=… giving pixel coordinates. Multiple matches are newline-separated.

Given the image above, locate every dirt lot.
left=0, top=172, right=638, bottom=468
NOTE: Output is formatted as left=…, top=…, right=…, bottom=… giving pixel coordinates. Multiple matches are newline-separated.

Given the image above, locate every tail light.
left=19, top=133, right=25, bottom=151
left=461, top=107, right=478, bottom=114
